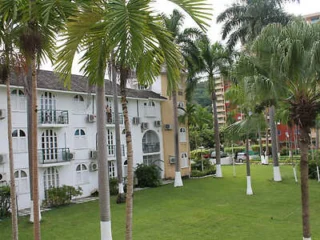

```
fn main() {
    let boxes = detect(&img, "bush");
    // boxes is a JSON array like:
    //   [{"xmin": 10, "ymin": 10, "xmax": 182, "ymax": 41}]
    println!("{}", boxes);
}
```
[
  {"xmin": 43, "ymin": 185, "xmax": 82, "ymax": 208},
  {"xmin": 308, "ymin": 160, "xmax": 319, "ymax": 179},
  {"xmin": 191, "ymin": 165, "xmax": 216, "ymax": 177},
  {"xmin": 280, "ymin": 147, "xmax": 289, "ymax": 156},
  {"xmin": 109, "ymin": 178, "xmax": 119, "ymax": 196},
  {"xmin": 191, "ymin": 158, "xmax": 211, "ymax": 171},
  {"xmin": 0, "ymin": 186, "xmax": 10, "ymax": 219},
  {"xmin": 135, "ymin": 164, "xmax": 161, "ymax": 188}
]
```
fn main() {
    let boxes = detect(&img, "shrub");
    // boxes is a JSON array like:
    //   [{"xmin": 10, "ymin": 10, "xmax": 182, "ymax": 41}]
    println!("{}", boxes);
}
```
[
  {"xmin": 109, "ymin": 178, "xmax": 119, "ymax": 196},
  {"xmin": 308, "ymin": 160, "xmax": 319, "ymax": 179},
  {"xmin": 280, "ymin": 147, "xmax": 289, "ymax": 156},
  {"xmin": 191, "ymin": 158, "xmax": 211, "ymax": 171},
  {"xmin": 191, "ymin": 165, "xmax": 216, "ymax": 177},
  {"xmin": 135, "ymin": 164, "xmax": 161, "ymax": 188},
  {"xmin": 0, "ymin": 186, "xmax": 10, "ymax": 219},
  {"xmin": 43, "ymin": 185, "xmax": 82, "ymax": 208}
]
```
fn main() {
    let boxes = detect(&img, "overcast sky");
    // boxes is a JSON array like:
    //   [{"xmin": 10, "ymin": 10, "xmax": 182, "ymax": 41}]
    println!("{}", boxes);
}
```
[{"xmin": 42, "ymin": 0, "xmax": 320, "ymax": 74}]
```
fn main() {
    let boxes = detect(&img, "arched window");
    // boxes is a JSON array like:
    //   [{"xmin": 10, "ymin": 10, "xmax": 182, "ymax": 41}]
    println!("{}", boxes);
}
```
[
  {"xmin": 40, "ymin": 92, "xmax": 56, "ymax": 123},
  {"xmin": 12, "ymin": 129, "xmax": 27, "ymax": 152},
  {"xmin": 14, "ymin": 170, "xmax": 28, "ymax": 194},
  {"xmin": 41, "ymin": 130, "xmax": 58, "ymax": 161},
  {"xmin": 74, "ymin": 95, "xmax": 84, "ymax": 102},
  {"xmin": 181, "ymin": 153, "xmax": 188, "ymax": 168},
  {"xmin": 179, "ymin": 127, "xmax": 187, "ymax": 142},
  {"xmin": 76, "ymin": 164, "xmax": 88, "ymax": 185},
  {"xmin": 74, "ymin": 128, "xmax": 87, "ymax": 149},
  {"xmin": 11, "ymin": 89, "xmax": 26, "ymax": 111},
  {"xmin": 144, "ymin": 101, "xmax": 156, "ymax": 117},
  {"xmin": 43, "ymin": 167, "xmax": 59, "ymax": 193},
  {"xmin": 142, "ymin": 130, "xmax": 160, "ymax": 153}
]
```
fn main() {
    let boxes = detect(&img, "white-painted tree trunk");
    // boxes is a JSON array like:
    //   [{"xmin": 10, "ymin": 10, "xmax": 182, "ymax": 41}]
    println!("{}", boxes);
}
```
[
  {"xmin": 215, "ymin": 164, "xmax": 223, "ymax": 177},
  {"xmin": 101, "ymin": 221, "xmax": 112, "ymax": 240},
  {"xmin": 118, "ymin": 183, "xmax": 124, "ymax": 194},
  {"xmin": 265, "ymin": 156, "xmax": 269, "ymax": 165},
  {"xmin": 273, "ymin": 166, "xmax": 282, "ymax": 182},
  {"xmin": 293, "ymin": 166, "xmax": 298, "ymax": 183},
  {"xmin": 246, "ymin": 176, "xmax": 253, "ymax": 195},
  {"xmin": 174, "ymin": 172, "xmax": 183, "ymax": 187},
  {"xmin": 232, "ymin": 159, "xmax": 236, "ymax": 177},
  {"xmin": 303, "ymin": 237, "xmax": 311, "ymax": 240},
  {"xmin": 260, "ymin": 155, "xmax": 265, "ymax": 164},
  {"xmin": 316, "ymin": 166, "xmax": 320, "ymax": 182},
  {"xmin": 29, "ymin": 200, "xmax": 42, "ymax": 222}
]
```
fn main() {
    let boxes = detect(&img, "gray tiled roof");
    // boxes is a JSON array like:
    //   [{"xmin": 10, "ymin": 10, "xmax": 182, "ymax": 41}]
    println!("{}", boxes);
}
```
[{"xmin": 7, "ymin": 69, "xmax": 166, "ymax": 100}]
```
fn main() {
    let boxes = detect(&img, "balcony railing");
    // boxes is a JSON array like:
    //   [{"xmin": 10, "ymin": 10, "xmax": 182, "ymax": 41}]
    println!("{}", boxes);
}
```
[
  {"xmin": 106, "ymin": 112, "xmax": 124, "ymax": 125},
  {"xmin": 107, "ymin": 145, "xmax": 126, "ymax": 157},
  {"xmin": 38, "ymin": 148, "xmax": 72, "ymax": 164},
  {"xmin": 38, "ymin": 109, "xmax": 69, "ymax": 125},
  {"xmin": 143, "ymin": 142, "xmax": 160, "ymax": 154}
]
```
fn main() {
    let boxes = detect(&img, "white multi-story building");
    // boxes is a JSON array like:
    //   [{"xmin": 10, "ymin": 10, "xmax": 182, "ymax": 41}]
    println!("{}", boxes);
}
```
[{"xmin": 0, "ymin": 70, "xmax": 167, "ymax": 209}]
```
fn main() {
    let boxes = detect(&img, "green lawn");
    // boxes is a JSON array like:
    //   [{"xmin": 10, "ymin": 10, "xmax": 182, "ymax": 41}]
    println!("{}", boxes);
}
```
[{"xmin": 1, "ymin": 165, "xmax": 320, "ymax": 240}]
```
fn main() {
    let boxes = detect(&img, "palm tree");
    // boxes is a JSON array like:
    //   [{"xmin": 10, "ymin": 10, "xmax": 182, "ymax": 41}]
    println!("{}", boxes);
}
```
[
  {"xmin": 110, "ymin": 54, "xmax": 126, "ymax": 204},
  {"xmin": 250, "ymin": 20, "xmax": 320, "ymax": 240},
  {"xmin": 216, "ymin": 0, "xmax": 298, "ymax": 50},
  {"xmin": 56, "ymin": 1, "xmax": 211, "ymax": 239},
  {"xmin": 0, "ymin": 19, "xmax": 19, "ymax": 239},
  {"xmin": 162, "ymin": 9, "xmax": 204, "ymax": 187},
  {"xmin": 189, "ymin": 39, "xmax": 232, "ymax": 177}
]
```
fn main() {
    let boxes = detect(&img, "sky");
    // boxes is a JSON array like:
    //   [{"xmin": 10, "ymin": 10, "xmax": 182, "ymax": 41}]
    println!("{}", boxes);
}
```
[{"xmin": 41, "ymin": 0, "xmax": 320, "ymax": 74}]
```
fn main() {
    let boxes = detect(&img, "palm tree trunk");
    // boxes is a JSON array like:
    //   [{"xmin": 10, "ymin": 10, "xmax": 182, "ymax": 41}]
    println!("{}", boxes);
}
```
[
  {"xmin": 96, "ymin": 82, "xmax": 112, "ymax": 240},
  {"xmin": 299, "ymin": 126, "xmax": 311, "ymax": 240},
  {"xmin": 120, "ymin": 68, "xmax": 134, "ymax": 240},
  {"xmin": 269, "ymin": 105, "xmax": 281, "ymax": 181},
  {"xmin": 316, "ymin": 125, "xmax": 320, "ymax": 182},
  {"xmin": 265, "ymin": 109, "xmax": 269, "ymax": 165},
  {"xmin": 172, "ymin": 90, "xmax": 183, "ymax": 187},
  {"xmin": 6, "ymin": 77, "xmax": 19, "ymax": 240},
  {"xmin": 211, "ymin": 91, "xmax": 222, "ymax": 177},
  {"xmin": 31, "ymin": 58, "xmax": 41, "ymax": 240},
  {"xmin": 111, "ymin": 57, "xmax": 125, "ymax": 204},
  {"xmin": 245, "ymin": 136, "xmax": 253, "ymax": 195},
  {"xmin": 258, "ymin": 127, "xmax": 264, "ymax": 163}
]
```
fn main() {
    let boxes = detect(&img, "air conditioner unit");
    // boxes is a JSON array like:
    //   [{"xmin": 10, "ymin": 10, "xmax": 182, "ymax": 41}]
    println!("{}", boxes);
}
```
[
  {"xmin": 154, "ymin": 120, "xmax": 161, "ymax": 127},
  {"xmin": 141, "ymin": 122, "xmax": 149, "ymax": 130},
  {"xmin": 89, "ymin": 162, "xmax": 98, "ymax": 172},
  {"xmin": 90, "ymin": 150, "xmax": 98, "ymax": 159},
  {"xmin": 63, "ymin": 152, "xmax": 74, "ymax": 161},
  {"xmin": 87, "ymin": 114, "xmax": 96, "ymax": 123},
  {"xmin": 132, "ymin": 117, "xmax": 140, "ymax": 125},
  {"xmin": 169, "ymin": 156, "xmax": 176, "ymax": 164},
  {"xmin": 0, "ymin": 173, "xmax": 7, "ymax": 182},
  {"xmin": 164, "ymin": 124, "xmax": 172, "ymax": 130},
  {"xmin": 0, "ymin": 109, "xmax": 6, "ymax": 120}
]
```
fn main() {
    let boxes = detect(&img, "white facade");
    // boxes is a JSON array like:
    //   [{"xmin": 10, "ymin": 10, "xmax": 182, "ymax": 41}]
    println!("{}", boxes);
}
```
[{"xmin": 0, "ymin": 76, "xmax": 165, "ymax": 209}]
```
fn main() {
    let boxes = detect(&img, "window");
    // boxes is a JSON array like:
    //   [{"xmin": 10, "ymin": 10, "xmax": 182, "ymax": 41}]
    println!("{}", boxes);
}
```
[
  {"xmin": 74, "ymin": 95, "xmax": 84, "ymax": 102},
  {"xmin": 181, "ymin": 153, "xmax": 188, "ymax": 168},
  {"xmin": 44, "ymin": 167, "xmax": 59, "ymax": 195},
  {"xmin": 41, "ymin": 130, "xmax": 58, "ymax": 161},
  {"xmin": 142, "ymin": 130, "xmax": 160, "ymax": 153},
  {"xmin": 277, "ymin": 130, "xmax": 281, "ymax": 135},
  {"xmin": 107, "ymin": 129, "xmax": 115, "ymax": 156},
  {"xmin": 144, "ymin": 101, "xmax": 156, "ymax": 117},
  {"xmin": 40, "ymin": 92, "xmax": 56, "ymax": 123},
  {"xmin": 108, "ymin": 161, "xmax": 115, "ymax": 178},
  {"xmin": 179, "ymin": 128, "xmax": 187, "ymax": 142},
  {"xmin": 177, "ymin": 102, "xmax": 185, "ymax": 109},
  {"xmin": 14, "ymin": 170, "xmax": 28, "ymax": 194},
  {"xmin": 76, "ymin": 164, "xmax": 88, "ymax": 185},
  {"xmin": 11, "ymin": 89, "xmax": 26, "ymax": 111},
  {"xmin": 12, "ymin": 129, "xmax": 27, "ymax": 152},
  {"xmin": 143, "ymin": 154, "xmax": 161, "ymax": 168},
  {"xmin": 74, "ymin": 128, "xmax": 87, "ymax": 149}
]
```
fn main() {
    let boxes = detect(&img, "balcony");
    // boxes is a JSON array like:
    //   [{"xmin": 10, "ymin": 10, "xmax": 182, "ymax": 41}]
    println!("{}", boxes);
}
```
[
  {"xmin": 38, "ymin": 110, "xmax": 69, "ymax": 127},
  {"xmin": 143, "ymin": 142, "xmax": 160, "ymax": 154},
  {"xmin": 106, "ymin": 112, "xmax": 124, "ymax": 125},
  {"xmin": 107, "ymin": 145, "xmax": 126, "ymax": 158},
  {"xmin": 38, "ymin": 148, "xmax": 72, "ymax": 167}
]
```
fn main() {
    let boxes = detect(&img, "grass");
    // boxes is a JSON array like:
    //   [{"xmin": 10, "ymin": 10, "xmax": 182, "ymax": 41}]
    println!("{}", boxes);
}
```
[{"xmin": 1, "ymin": 165, "xmax": 320, "ymax": 239}]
